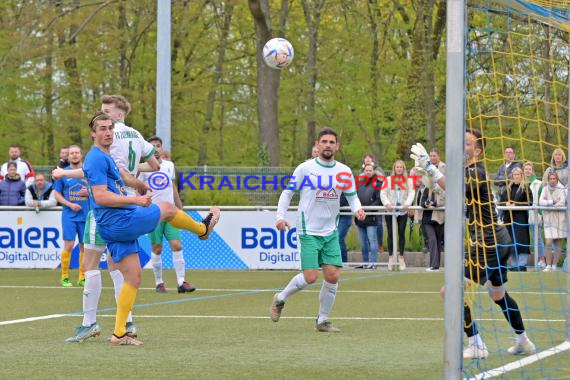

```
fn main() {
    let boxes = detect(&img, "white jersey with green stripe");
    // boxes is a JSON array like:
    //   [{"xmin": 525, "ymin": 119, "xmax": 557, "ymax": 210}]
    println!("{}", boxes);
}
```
[
  {"xmin": 109, "ymin": 121, "xmax": 155, "ymax": 195},
  {"xmin": 276, "ymin": 157, "xmax": 362, "ymax": 236}
]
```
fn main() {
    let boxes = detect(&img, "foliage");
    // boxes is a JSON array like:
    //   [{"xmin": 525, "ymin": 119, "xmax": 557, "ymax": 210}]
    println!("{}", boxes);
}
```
[
  {"xmin": 0, "ymin": 1, "xmax": 565, "ymax": 175},
  {"xmin": 182, "ymin": 188, "xmax": 251, "ymax": 206},
  {"xmin": 0, "ymin": 0, "xmax": 450, "ymax": 171}
]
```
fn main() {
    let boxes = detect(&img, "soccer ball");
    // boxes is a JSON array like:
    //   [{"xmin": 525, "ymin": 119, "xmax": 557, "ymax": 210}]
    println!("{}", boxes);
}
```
[{"xmin": 262, "ymin": 38, "xmax": 294, "ymax": 69}]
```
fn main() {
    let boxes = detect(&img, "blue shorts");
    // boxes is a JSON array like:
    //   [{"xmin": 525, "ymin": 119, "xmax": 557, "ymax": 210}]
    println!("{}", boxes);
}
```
[
  {"xmin": 106, "ymin": 240, "xmax": 142, "ymax": 263},
  {"xmin": 98, "ymin": 205, "xmax": 161, "ymax": 242},
  {"xmin": 62, "ymin": 219, "xmax": 85, "ymax": 243},
  {"xmin": 99, "ymin": 205, "xmax": 160, "ymax": 263}
]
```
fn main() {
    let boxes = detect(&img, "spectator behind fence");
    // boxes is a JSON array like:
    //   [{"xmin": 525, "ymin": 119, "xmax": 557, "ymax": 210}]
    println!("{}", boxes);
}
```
[
  {"xmin": 421, "ymin": 182, "xmax": 445, "ymax": 272},
  {"xmin": 57, "ymin": 146, "xmax": 70, "ymax": 169},
  {"xmin": 361, "ymin": 153, "xmax": 385, "ymax": 253},
  {"xmin": 0, "ymin": 145, "xmax": 35, "ymax": 187},
  {"xmin": 355, "ymin": 163, "xmax": 381, "ymax": 269},
  {"xmin": 429, "ymin": 148, "xmax": 446, "ymax": 250},
  {"xmin": 410, "ymin": 168, "xmax": 428, "ymax": 253},
  {"xmin": 381, "ymin": 159, "xmax": 415, "ymax": 271},
  {"xmin": 539, "ymin": 171, "xmax": 567, "ymax": 272},
  {"xmin": 25, "ymin": 173, "xmax": 57, "ymax": 210},
  {"xmin": 429, "ymin": 148, "xmax": 447, "ymax": 175},
  {"xmin": 0, "ymin": 162, "xmax": 26, "ymax": 206},
  {"xmin": 494, "ymin": 146, "xmax": 523, "ymax": 205},
  {"xmin": 499, "ymin": 167, "xmax": 531, "ymax": 271},
  {"xmin": 542, "ymin": 148, "xmax": 568, "ymax": 187},
  {"xmin": 523, "ymin": 162, "xmax": 546, "ymax": 268}
]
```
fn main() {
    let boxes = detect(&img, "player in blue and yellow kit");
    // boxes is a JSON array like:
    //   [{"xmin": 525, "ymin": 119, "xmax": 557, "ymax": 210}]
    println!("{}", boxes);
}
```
[
  {"xmin": 83, "ymin": 112, "xmax": 220, "ymax": 345},
  {"xmin": 53, "ymin": 145, "xmax": 90, "ymax": 287}
]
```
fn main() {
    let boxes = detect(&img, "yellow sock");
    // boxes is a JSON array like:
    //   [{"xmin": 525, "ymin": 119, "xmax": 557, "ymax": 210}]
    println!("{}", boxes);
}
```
[
  {"xmin": 169, "ymin": 210, "xmax": 206, "ymax": 236},
  {"xmin": 114, "ymin": 282, "xmax": 138, "ymax": 337},
  {"xmin": 61, "ymin": 251, "xmax": 71, "ymax": 278},
  {"xmin": 79, "ymin": 250, "xmax": 85, "ymax": 280}
]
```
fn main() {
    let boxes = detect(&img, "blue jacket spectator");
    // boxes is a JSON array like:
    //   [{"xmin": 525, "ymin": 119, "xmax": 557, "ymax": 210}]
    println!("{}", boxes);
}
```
[{"xmin": 0, "ymin": 162, "xmax": 26, "ymax": 206}]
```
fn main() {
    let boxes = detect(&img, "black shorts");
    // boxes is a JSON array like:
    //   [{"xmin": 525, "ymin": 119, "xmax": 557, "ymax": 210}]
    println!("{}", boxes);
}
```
[{"xmin": 465, "ymin": 226, "xmax": 512, "ymax": 287}]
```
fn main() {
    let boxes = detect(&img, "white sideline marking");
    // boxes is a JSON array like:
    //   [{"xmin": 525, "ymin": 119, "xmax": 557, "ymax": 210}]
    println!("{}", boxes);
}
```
[
  {"xmin": 0, "ymin": 285, "xmax": 565, "ymax": 296},
  {"xmin": 1, "ymin": 313, "xmax": 565, "ymax": 326},
  {"xmin": 469, "ymin": 340, "xmax": 570, "ymax": 380},
  {"xmin": 0, "ymin": 314, "xmax": 66, "ymax": 326},
  {"xmin": 83, "ymin": 315, "xmax": 566, "ymax": 323}
]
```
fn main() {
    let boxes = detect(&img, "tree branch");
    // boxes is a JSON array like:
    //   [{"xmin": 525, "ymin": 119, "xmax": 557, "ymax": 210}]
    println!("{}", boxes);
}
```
[{"xmin": 68, "ymin": 0, "xmax": 118, "ymax": 42}]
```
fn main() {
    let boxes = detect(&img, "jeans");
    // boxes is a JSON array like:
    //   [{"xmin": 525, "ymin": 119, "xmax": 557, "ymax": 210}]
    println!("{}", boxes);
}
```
[
  {"xmin": 376, "ymin": 216, "xmax": 384, "ymax": 248},
  {"xmin": 357, "ymin": 224, "xmax": 379, "ymax": 264},
  {"xmin": 338, "ymin": 215, "xmax": 353, "ymax": 263}
]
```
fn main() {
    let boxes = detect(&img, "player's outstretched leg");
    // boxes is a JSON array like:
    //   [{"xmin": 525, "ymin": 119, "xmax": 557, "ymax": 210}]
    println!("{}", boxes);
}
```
[
  {"xmin": 270, "ymin": 272, "xmax": 313, "ymax": 322},
  {"xmin": 270, "ymin": 273, "xmax": 310, "ymax": 322},
  {"xmin": 160, "ymin": 203, "xmax": 220, "ymax": 240}
]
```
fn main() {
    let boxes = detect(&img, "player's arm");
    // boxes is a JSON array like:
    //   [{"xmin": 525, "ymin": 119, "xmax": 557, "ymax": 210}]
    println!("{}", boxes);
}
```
[
  {"xmin": 276, "ymin": 167, "xmax": 303, "ymax": 230},
  {"xmin": 342, "ymin": 170, "xmax": 366, "ymax": 220},
  {"xmin": 138, "ymin": 155, "xmax": 160, "ymax": 173},
  {"xmin": 91, "ymin": 184, "xmax": 151, "ymax": 207},
  {"xmin": 120, "ymin": 168, "xmax": 151, "ymax": 194},
  {"xmin": 52, "ymin": 168, "xmax": 84, "ymax": 180},
  {"xmin": 53, "ymin": 190, "xmax": 81, "ymax": 211},
  {"xmin": 138, "ymin": 135, "xmax": 160, "ymax": 172},
  {"xmin": 173, "ymin": 182, "xmax": 183, "ymax": 209}
]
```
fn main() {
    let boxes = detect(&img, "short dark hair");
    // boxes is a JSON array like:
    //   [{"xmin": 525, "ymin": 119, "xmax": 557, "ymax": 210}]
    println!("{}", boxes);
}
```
[
  {"xmin": 10, "ymin": 145, "xmax": 20, "ymax": 149},
  {"xmin": 7, "ymin": 161, "xmax": 17, "ymax": 169},
  {"xmin": 429, "ymin": 148, "xmax": 440, "ymax": 155},
  {"xmin": 317, "ymin": 127, "xmax": 338, "ymax": 143},
  {"xmin": 148, "ymin": 136, "xmax": 163, "ymax": 145},
  {"xmin": 88, "ymin": 111, "xmax": 112, "ymax": 131},
  {"xmin": 467, "ymin": 129, "xmax": 485, "ymax": 151}
]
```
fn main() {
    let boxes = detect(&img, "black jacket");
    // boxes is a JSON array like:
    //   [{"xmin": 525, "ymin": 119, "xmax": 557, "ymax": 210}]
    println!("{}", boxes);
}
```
[{"xmin": 355, "ymin": 177, "xmax": 381, "ymax": 226}]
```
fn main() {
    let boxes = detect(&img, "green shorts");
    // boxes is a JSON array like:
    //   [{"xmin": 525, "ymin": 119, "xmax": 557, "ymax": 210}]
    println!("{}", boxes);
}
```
[
  {"xmin": 148, "ymin": 221, "xmax": 181, "ymax": 244},
  {"xmin": 83, "ymin": 210, "xmax": 105, "ymax": 247},
  {"xmin": 299, "ymin": 230, "xmax": 342, "ymax": 270}
]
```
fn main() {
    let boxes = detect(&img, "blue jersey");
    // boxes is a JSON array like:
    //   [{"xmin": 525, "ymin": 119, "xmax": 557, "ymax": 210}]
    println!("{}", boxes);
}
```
[
  {"xmin": 54, "ymin": 166, "xmax": 89, "ymax": 222},
  {"xmin": 83, "ymin": 146, "xmax": 135, "ymax": 227}
]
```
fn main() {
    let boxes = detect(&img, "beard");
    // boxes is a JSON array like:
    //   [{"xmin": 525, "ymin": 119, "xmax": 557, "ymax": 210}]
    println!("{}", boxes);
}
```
[{"xmin": 321, "ymin": 150, "xmax": 334, "ymax": 160}]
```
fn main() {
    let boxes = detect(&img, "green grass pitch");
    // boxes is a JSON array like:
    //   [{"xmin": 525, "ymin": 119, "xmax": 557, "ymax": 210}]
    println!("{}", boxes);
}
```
[{"xmin": 0, "ymin": 269, "xmax": 568, "ymax": 379}]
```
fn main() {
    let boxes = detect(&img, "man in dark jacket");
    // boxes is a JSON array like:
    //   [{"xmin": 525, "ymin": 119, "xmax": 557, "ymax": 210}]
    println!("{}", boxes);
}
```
[
  {"xmin": 355, "ymin": 164, "xmax": 381, "ymax": 269},
  {"xmin": 0, "ymin": 162, "xmax": 26, "ymax": 206},
  {"xmin": 57, "ymin": 146, "xmax": 70, "ymax": 169}
]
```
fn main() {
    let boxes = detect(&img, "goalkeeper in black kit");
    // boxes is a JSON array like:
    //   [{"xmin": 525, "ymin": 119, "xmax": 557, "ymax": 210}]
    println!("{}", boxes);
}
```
[{"xmin": 410, "ymin": 129, "xmax": 536, "ymax": 360}]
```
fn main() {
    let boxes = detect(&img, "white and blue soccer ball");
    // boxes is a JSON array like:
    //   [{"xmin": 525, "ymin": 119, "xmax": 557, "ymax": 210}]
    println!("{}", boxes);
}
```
[{"xmin": 262, "ymin": 38, "xmax": 294, "ymax": 69}]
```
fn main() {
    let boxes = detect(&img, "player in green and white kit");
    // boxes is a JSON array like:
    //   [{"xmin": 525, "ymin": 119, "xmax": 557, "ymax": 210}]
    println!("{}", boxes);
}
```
[
  {"xmin": 271, "ymin": 127, "xmax": 365, "ymax": 332},
  {"xmin": 138, "ymin": 136, "xmax": 195, "ymax": 294}
]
